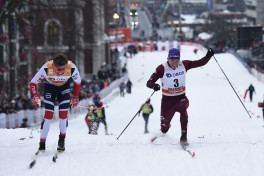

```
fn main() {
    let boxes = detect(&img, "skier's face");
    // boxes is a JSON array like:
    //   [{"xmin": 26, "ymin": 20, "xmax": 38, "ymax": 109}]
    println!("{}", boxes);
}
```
[
  {"xmin": 167, "ymin": 58, "xmax": 180, "ymax": 69},
  {"xmin": 53, "ymin": 64, "xmax": 67, "ymax": 76}
]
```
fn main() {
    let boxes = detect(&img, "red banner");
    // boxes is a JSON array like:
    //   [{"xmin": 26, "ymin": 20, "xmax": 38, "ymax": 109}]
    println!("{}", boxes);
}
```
[{"xmin": 109, "ymin": 27, "xmax": 132, "ymax": 44}]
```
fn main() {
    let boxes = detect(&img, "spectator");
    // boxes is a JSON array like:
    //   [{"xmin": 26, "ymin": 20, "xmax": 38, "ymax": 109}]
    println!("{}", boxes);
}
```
[
  {"xmin": 138, "ymin": 99, "xmax": 153, "ymax": 133},
  {"xmin": 122, "ymin": 64, "xmax": 127, "ymax": 74},
  {"xmin": 248, "ymin": 84, "xmax": 256, "ymax": 102},
  {"xmin": 126, "ymin": 79, "xmax": 133, "ymax": 94},
  {"xmin": 20, "ymin": 118, "xmax": 29, "ymax": 128},
  {"xmin": 119, "ymin": 82, "xmax": 126, "ymax": 97},
  {"xmin": 93, "ymin": 93, "xmax": 101, "ymax": 105}
]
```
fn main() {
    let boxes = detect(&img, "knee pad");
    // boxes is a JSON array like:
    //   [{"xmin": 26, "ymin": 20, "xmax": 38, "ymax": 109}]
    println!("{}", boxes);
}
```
[
  {"xmin": 44, "ymin": 110, "xmax": 54, "ymax": 120},
  {"xmin": 161, "ymin": 128, "xmax": 169, "ymax": 134},
  {"xmin": 59, "ymin": 110, "xmax": 68, "ymax": 119}
]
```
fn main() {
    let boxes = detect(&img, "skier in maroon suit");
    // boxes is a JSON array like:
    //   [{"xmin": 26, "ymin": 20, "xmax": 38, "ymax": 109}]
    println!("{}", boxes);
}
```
[{"xmin": 146, "ymin": 48, "xmax": 214, "ymax": 146}]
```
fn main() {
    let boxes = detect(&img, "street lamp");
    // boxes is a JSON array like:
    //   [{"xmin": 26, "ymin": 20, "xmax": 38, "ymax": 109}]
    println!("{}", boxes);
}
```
[{"xmin": 113, "ymin": 13, "xmax": 119, "ymax": 48}]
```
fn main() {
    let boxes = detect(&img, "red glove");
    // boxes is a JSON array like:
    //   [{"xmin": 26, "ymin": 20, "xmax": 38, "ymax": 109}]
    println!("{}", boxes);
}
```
[
  {"xmin": 33, "ymin": 95, "xmax": 40, "ymax": 108},
  {"xmin": 71, "ymin": 96, "xmax": 79, "ymax": 109}
]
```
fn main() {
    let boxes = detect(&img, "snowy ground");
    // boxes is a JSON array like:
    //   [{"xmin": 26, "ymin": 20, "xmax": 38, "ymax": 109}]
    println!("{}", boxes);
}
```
[{"xmin": 1, "ymin": 45, "xmax": 264, "ymax": 176}]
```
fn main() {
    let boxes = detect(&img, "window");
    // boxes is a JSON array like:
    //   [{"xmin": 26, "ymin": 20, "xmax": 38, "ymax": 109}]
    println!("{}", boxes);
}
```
[
  {"xmin": 44, "ymin": 19, "xmax": 62, "ymax": 47},
  {"xmin": 48, "ymin": 21, "xmax": 59, "ymax": 45}
]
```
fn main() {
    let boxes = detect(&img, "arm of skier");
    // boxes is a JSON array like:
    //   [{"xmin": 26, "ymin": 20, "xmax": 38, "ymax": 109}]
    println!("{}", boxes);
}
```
[
  {"xmin": 30, "ymin": 63, "xmax": 47, "ymax": 107},
  {"xmin": 146, "ymin": 64, "xmax": 164, "ymax": 90},
  {"xmin": 183, "ymin": 48, "xmax": 214, "ymax": 71}
]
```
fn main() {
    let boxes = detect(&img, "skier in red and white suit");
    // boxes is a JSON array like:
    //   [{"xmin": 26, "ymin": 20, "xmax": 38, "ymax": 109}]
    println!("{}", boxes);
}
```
[
  {"xmin": 30, "ymin": 53, "xmax": 81, "ymax": 152},
  {"xmin": 146, "ymin": 48, "xmax": 214, "ymax": 145}
]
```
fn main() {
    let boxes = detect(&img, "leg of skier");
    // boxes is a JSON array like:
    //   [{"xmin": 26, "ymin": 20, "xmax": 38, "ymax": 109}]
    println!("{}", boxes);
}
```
[
  {"xmin": 38, "ymin": 83, "xmax": 56, "ymax": 151},
  {"xmin": 57, "ymin": 83, "xmax": 70, "ymax": 152},
  {"xmin": 178, "ymin": 98, "xmax": 189, "ymax": 146}
]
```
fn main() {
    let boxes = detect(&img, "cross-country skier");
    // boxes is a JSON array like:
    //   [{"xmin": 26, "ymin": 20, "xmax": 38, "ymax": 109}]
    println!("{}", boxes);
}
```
[
  {"xmin": 94, "ymin": 101, "xmax": 108, "ymax": 135},
  {"xmin": 30, "ymin": 53, "xmax": 81, "ymax": 152},
  {"xmin": 86, "ymin": 107, "xmax": 97, "ymax": 134},
  {"xmin": 138, "ymin": 99, "xmax": 153, "ymax": 133},
  {"xmin": 87, "ymin": 101, "xmax": 108, "ymax": 135},
  {"xmin": 146, "ymin": 48, "xmax": 214, "ymax": 146}
]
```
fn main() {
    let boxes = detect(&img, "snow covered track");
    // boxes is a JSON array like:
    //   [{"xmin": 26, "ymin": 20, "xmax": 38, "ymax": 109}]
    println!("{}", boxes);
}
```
[{"xmin": 1, "ymin": 45, "xmax": 264, "ymax": 176}]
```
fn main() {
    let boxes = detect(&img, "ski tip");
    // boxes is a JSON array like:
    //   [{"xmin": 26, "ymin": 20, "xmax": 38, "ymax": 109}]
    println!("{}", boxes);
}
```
[
  {"xmin": 151, "ymin": 137, "xmax": 157, "ymax": 143},
  {"xmin": 29, "ymin": 160, "xmax": 36, "ymax": 169},
  {"xmin": 192, "ymin": 152, "xmax": 195, "ymax": 157}
]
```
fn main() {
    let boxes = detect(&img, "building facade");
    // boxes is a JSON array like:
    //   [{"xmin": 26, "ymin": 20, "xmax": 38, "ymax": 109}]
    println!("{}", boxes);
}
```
[
  {"xmin": 0, "ymin": 0, "xmax": 110, "ymax": 98},
  {"xmin": 245, "ymin": 0, "xmax": 264, "ymax": 26}
]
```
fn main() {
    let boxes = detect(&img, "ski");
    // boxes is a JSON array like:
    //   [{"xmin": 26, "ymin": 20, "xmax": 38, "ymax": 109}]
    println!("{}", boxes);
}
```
[
  {"xmin": 29, "ymin": 150, "xmax": 42, "ymax": 169},
  {"xmin": 151, "ymin": 135, "xmax": 195, "ymax": 157},
  {"xmin": 180, "ymin": 143, "xmax": 195, "ymax": 158}
]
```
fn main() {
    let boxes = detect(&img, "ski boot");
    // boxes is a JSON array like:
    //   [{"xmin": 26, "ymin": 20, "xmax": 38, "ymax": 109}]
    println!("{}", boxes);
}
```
[
  {"xmin": 38, "ymin": 141, "xmax": 46, "ymax": 152},
  {"xmin": 180, "ymin": 136, "xmax": 189, "ymax": 146},
  {"xmin": 57, "ymin": 135, "xmax": 65, "ymax": 152}
]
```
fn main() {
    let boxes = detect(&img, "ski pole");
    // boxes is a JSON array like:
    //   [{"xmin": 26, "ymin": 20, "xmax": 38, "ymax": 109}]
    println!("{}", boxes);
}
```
[
  {"xmin": 213, "ymin": 55, "xmax": 251, "ymax": 118},
  {"xmin": 117, "ymin": 90, "xmax": 156, "ymax": 140}
]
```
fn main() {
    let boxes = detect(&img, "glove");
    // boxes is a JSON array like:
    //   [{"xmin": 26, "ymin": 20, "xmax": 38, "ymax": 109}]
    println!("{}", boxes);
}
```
[
  {"xmin": 33, "ymin": 95, "xmax": 40, "ymax": 108},
  {"xmin": 153, "ymin": 83, "xmax": 160, "ymax": 91},
  {"xmin": 71, "ymin": 96, "xmax": 79, "ymax": 109},
  {"xmin": 205, "ymin": 48, "xmax": 214, "ymax": 59}
]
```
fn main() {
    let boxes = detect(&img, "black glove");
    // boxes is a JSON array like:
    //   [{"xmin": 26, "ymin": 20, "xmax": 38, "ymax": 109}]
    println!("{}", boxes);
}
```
[
  {"xmin": 206, "ymin": 48, "xmax": 214, "ymax": 59},
  {"xmin": 153, "ymin": 84, "xmax": 160, "ymax": 91}
]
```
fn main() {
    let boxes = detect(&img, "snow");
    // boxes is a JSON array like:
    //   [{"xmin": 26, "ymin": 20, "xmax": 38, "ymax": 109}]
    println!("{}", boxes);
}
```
[{"xmin": 1, "ymin": 45, "xmax": 264, "ymax": 176}]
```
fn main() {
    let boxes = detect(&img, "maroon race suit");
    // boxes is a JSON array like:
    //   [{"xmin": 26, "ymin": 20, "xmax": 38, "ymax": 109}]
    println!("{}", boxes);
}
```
[{"xmin": 146, "ymin": 56, "xmax": 210, "ymax": 136}]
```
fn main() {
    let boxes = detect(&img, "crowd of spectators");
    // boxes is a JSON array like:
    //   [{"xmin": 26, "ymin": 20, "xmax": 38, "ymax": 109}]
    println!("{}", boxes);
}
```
[{"xmin": 0, "ymin": 95, "xmax": 35, "ymax": 114}]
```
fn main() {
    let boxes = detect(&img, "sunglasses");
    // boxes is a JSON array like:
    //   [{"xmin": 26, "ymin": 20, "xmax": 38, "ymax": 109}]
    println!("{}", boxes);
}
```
[
  {"xmin": 169, "ymin": 53, "xmax": 180, "ymax": 57},
  {"xmin": 54, "ymin": 66, "xmax": 67, "ymax": 72}
]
